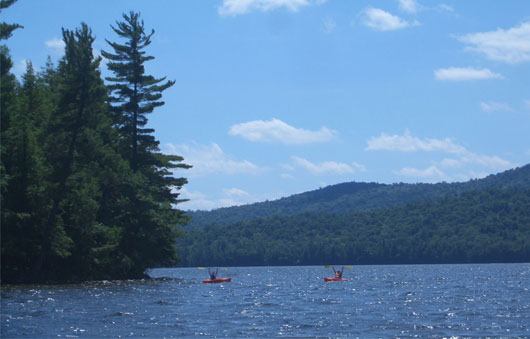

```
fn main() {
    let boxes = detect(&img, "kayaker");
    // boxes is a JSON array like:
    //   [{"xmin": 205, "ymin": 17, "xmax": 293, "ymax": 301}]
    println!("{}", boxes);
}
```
[
  {"xmin": 208, "ymin": 268, "xmax": 218, "ymax": 280},
  {"xmin": 333, "ymin": 266, "xmax": 344, "ymax": 278}
]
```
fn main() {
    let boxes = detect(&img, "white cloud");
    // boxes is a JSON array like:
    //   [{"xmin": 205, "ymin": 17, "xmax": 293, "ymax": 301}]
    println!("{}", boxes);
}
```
[
  {"xmin": 229, "ymin": 118, "xmax": 337, "ymax": 144},
  {"xmin": 178, "ymin": 187, "xmax": 223, "ymax": 210},
  {"xmin": 280, "ymin": 163, "xmax": 295, "ymax": 171},
  {"xmin": 366, "ymin": 130, "xmax": 515, "ymax": 171},
  {"xmin": 395, "ymin": 166, "xmax": 449, "ymax": 182},
  {"xmin": 178, "ymin": 188, "xmax": 240, "ymax": 210},
  {"xmin": 458, "ymin": 153, "xmax": 513, "ymax": 170},
  {"xmin": 524, "ymin": 100, "xmax": 530, "ymax": 110},
  {"xmin": 480, "ymin": 101, "xmax": 514, "ymax": 113},
  {"xmin": 179, "ymin": 187, "xmax": 276, "ymax": 211},
  {"xmin": 439, "ymin": 154, "xmax": 513, "ymax": 171},
  {"xmin": 457, "ymin": 22, "xmax": 530, "ymax": 64},
  {"xmin": 352, "ymin": 161, "xmax": 367, "ymax": 172},
  {"xmin": 45, "ymin": 37, "xmax": 65, "ymax": 56},
  {"xmin": 223, "ymin": 187, "xmax": 250, "ymax": 197},
  {"xmin": 440, "ymin": 158, "xmax": 462, "ymax": 168},
  {"xmin": 290, "ymin": 156, "xmax": 356, "ymax": 175},
  {"xmin": 434, "ymin": 67, "xmax": 502, "ymax": 81},
  {"xmin": 179, "ymin": 187, "xmax": 207, "ymax": 201},
  {"xmin": 165, "ymin": 142, "xmax": 264, "ymax": 177},
  {"xmin": 362, "ymin": 7, "xmax": 418, "ymax": 31},
  {"xmin": 323, "ymin": 16, "xmax": 336, "ymax": 34},
  {"xmin": 218, "ymin": 0, "xmax": 325, "ymax": 16},
  {"xmin": 366, "ymin": 130, "xmax": 467, "ymax": 154},
  {"xmin": 12, "ymin": 59, "xmax": 28, "ymax": 77},
  {"xmin": 398, "ymin": 1, "xmax": 453, "ymax": 14},
  {"xmin": 438, "ymin": 4, "xmax": 454, "ymax": 12},
  {"xmin": 396, "ymin": 165, "xmax": 509, "ymax": 183},
  {"xmin": 398, "ymin": 0, "xmax": 420, "ymax": 14}
]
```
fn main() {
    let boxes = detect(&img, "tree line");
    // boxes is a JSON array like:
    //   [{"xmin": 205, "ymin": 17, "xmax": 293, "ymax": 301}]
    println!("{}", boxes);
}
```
[
  {"xmin": 1, "ymin": 2, "xmax": 189, "ymax": 284},
  {"xmin": 177, "ymin": 188, "xmax": 530, "ymax": 267}
]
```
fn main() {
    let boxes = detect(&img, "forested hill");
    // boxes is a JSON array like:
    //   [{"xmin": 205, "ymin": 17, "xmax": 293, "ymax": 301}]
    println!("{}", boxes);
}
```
[
  {"xmin": 177, "ymin": 188, "xmax": 530, "ymax": 267},
  {"xmin": 187, "ymin": 164, "xmax": 530, "ymax": 229}
]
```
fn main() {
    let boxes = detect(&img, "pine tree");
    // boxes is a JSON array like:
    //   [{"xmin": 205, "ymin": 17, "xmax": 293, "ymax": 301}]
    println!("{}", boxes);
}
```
[
  {"xmin": 0, "ymin": 0, "xmax": 23, "ymax": 41},
  {"xmin": 0, "ymin": 0, "xmax": 31, "ymax": 283},
  {"xmin": 1, "ymin": 62, "xmax": 53, "ymax": 283},
  {"xmin": 29, "ymin": 23, "xmax": 117, "ymax": 282},
  {"xmin": 101, "ymin": 11, "xmax": 173, "ymax": 171},
  {"xmin": 0, "ymin": 0, "xmax": 20, "ymax": 189},
  {"xmin": 0, "ymin": 45, "xmax": 16, "ymax": 197},
  {"xmin": 102, "ymin": 11, "xmax": 190, "ymax": 275}
]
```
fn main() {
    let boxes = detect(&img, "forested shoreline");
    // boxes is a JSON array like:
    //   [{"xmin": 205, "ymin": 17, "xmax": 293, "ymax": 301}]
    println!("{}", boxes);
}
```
[
  {"xmin": 177, "ymin": 187, "xmax": 530, "ymax": 267},
  {"xmin": 1, "ymin": 3, "xmax": 189, "ymax": 284},
  {"xmin": 178, "ymin": 165, "xmax": 530, "ymax": 267}
]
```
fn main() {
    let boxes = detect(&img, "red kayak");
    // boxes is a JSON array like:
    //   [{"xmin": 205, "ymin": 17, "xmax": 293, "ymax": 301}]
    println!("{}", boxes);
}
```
[
  {"xmin": 324, "ymin": 277, "xmax": 347, "ymax": 282},
  {"xmin": 202, "ymin": 278, "xmax": 232, "ymax": 284}
]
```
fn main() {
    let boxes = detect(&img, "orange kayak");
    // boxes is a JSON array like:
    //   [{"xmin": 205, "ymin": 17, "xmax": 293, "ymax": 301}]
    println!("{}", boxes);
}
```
[
  {"xmin": 324, "ymin": 277, "xmax": 347, "ymax": 282},
  {"xmin": 202, "ymin": 278, "xmax": 232, "ymax": 284}
]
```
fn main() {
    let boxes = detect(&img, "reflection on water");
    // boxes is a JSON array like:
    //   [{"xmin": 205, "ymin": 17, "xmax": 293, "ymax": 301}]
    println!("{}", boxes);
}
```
[{"xmin": 2, "ymin": 264, "xmax": 530, "ymax": 337}]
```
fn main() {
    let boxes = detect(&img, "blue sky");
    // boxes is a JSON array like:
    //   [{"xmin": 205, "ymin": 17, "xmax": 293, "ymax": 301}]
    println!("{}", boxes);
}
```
[{"xmin": 4, "ymin": 0, "xmax": 530, "ymax": 210}]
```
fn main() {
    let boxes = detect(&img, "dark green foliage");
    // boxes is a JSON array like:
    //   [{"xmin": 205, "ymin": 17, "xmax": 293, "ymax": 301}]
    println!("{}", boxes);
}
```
[
  {"xmin": 0, "ymin": 0, "xmax": 30, "ymax": 280},
  {"xmin": 0, "ymin": 0, "xmax": 20, "ymax": 190},
  {"xmin": 101, "ymin": 11, "xmax": 176, "ymax": 171},
  {"xmin": 177, "ymin": 188, "xmax": 530, "ymax": 267},
  {"xmin": 1, "ymin": 62, "xmax": 52, "ymax": 282},
  {"xmin": 31, "ymin": 23, "xmax": 125, "ymax": 282},
  {"xmin": 1, "ymin": 13, "xmax": 189, "ymax": 284},
  {"xmin": 0, "ymin": 45, "xmax": 16, "ymax": 193},
  {"xmin": 0, "ymin": 0, "xmax": 23, "ymax": 41},
  {"xmin": 187, "ymin": 164, "xmax": 530, "ymax": 229},
  {"xmin": 101, "ymin": 11, "xmax": 190, "ymax": 277}
]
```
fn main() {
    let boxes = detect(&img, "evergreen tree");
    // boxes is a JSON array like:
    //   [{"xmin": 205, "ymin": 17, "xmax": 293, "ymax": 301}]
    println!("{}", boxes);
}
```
[
  {"xmin": 2, "ymin": 9, "xmax": 191, "ymax": 283},
  {"xmin": 0, "ymin": 45, "xmax": 16, "ymax": 195},
  {"xmin": 101, "ymin": 11, "xmax": 173, "ymax": 171},
  {"xmin": 102, "ymin": 11, "xmax": 190, "ymax": 276},
  {"xmin": 0, "ymin": 0, "xmax": 23, "ymax": 41},
  {"xmin": 0, "ymin": 0, "xmax": 29, "ymax": 282},
  {"xmin": 0, "ymin": 0, "xmax": 21, "ymax": 192},
  {"xmin": 1, "ymin": 62, "xmax": 53, "ymax": 283},
  {"xmin": 29, "ymin": 23, "xmax": 118, "ymax": 282}
]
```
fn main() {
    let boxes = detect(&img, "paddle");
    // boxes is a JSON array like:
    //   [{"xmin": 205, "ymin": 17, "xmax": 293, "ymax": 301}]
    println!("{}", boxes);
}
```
[{"xmin": 324, "ymin": 265, "xmax": 352, "ymax": 269}]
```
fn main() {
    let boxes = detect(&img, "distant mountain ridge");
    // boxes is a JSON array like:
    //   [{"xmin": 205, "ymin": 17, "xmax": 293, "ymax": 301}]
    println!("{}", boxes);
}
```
[{"xmin": 187, "ymin": 164, "xmax": 530, "ymax": 229}]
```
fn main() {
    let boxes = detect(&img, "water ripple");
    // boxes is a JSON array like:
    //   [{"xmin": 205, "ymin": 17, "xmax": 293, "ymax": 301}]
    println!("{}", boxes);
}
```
[{"xmin": 2, "ymin": 264, "xmax": 530, "ymax": 337}]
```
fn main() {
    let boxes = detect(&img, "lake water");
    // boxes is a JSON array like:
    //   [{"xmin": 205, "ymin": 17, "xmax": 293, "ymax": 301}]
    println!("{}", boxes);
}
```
[{"xmin": 1, "ymin": 264, "xmax": 529, "ymax": 338}]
